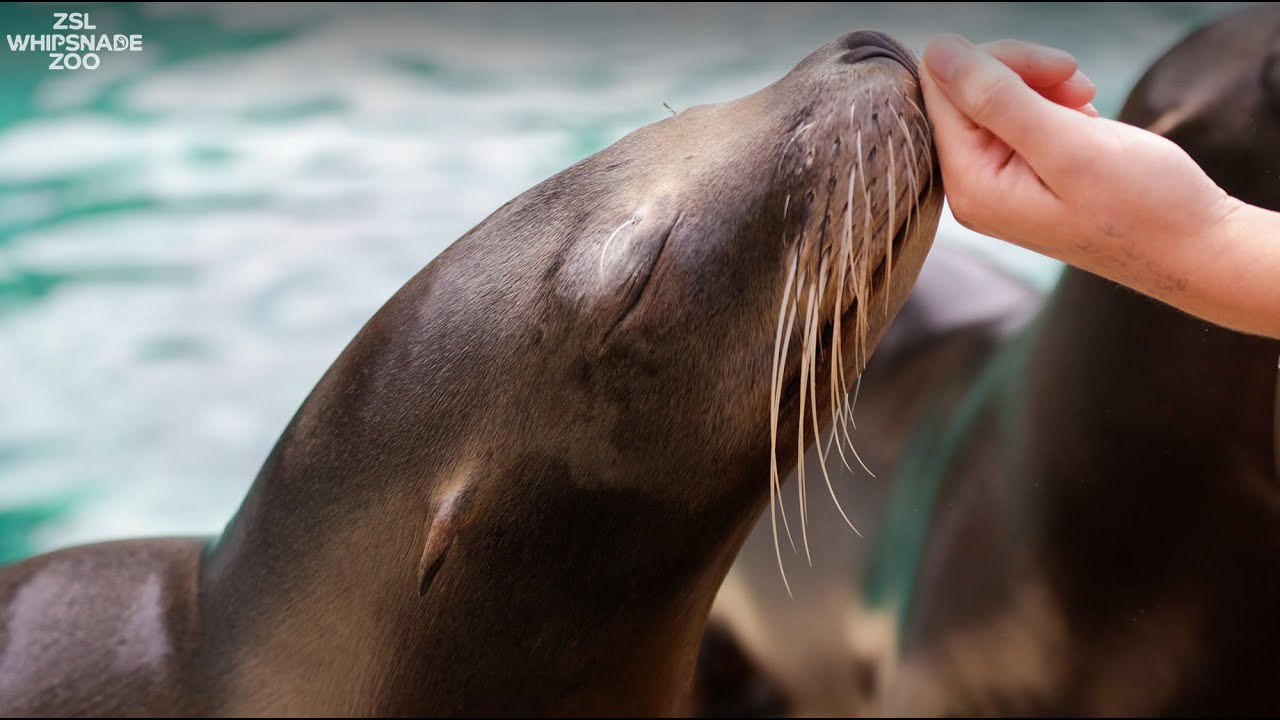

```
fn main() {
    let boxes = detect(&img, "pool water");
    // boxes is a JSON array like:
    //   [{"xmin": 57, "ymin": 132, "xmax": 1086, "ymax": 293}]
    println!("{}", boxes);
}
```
[{"xmin": 0, "ymin": 2, "xmax": 1246, "ymax": 558}]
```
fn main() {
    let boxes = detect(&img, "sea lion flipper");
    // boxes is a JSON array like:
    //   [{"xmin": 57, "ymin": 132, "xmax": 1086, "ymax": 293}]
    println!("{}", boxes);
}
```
[{"xmin": 418, "ymin": 491, "xmax": 465, "ymax": 597}]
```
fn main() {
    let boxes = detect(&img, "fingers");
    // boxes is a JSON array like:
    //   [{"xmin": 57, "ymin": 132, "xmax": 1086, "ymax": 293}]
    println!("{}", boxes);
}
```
[
  {"xmin": 976, "ymin": 39, "xmax": 1096, "ymax": 109},
  {"xmin": 923, "ymin": 33, "xmax": 1093, "ymax": 176},
  {"xmin": 920, "ymin": 62, "xmax": 993, "ymax": 211},
  {"xmin": 1037, "ymin": 70, "xmax": 1096, "ymax": 109},
  {"xmin": 918, "ymin": 58, "xmax": 989, "ymax": 169},
  {"xmin": 978, "ymin": 39, "xmax": 1078, "ymax": 89},
  {"xmin": 921, "ymin": 68, "xmax": 1057, "ymax": 234}
]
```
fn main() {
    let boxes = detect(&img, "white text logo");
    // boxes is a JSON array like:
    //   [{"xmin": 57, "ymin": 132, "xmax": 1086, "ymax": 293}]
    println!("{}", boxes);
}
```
[{"xmin": 6, "ymin": 13, "xmax": 143, "ymax": 71}]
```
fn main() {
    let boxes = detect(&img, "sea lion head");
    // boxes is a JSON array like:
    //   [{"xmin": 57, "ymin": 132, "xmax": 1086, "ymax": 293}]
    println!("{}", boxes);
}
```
[
  {"xmin": 1122, "ymin": 4, "xmax": 1280, "ymax": 208},
  {"xmin": 403, "ymin": 30, "xmax": 942, "ymax": 529},
  {"xmin": 209, "ymin": 29, "xmax": 942, "ymax": 716}
]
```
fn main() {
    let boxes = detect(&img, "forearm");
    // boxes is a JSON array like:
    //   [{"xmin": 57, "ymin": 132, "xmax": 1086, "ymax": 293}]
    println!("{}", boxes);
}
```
[{"xmin": 1106, "ymin": 199, "xmax": 1280, "ymax": 339}]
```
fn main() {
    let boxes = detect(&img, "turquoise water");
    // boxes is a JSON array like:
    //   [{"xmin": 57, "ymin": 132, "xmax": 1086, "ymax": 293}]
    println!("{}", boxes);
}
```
[{"xmin": 0, "ymin": 3, "xmax": 1246, "ymax": 558}]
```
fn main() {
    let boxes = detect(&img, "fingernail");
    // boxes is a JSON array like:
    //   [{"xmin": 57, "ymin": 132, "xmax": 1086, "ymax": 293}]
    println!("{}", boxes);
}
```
[
  {"xmin": 1081, "ymin": 102, "xmax": 1099, "ymax": 117},
  {"xmin": 1066, "ymin": 69, "xmax": 1095, "ymax": 93},
  {"xmin": 925, "ymin": 33, "xmax": 973, "ymax": 83}
]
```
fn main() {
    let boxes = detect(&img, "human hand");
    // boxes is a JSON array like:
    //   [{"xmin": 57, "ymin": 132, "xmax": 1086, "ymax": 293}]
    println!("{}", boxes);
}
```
[{"xmin": 919, "ymin": 34, "xmax": 1256, "ymax": 330}]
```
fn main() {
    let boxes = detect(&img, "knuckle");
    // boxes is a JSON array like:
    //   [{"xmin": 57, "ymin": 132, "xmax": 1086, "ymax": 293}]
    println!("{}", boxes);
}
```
[{"xmin": 967, "ymin": 76, "xmax": 1012, "ymax": 122}]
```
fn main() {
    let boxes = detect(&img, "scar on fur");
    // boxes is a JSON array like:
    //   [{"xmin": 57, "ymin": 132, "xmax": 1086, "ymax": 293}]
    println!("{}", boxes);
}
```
[{"xmin": 418, "ymin": 488, "xmax": 467, "ymax": 597}]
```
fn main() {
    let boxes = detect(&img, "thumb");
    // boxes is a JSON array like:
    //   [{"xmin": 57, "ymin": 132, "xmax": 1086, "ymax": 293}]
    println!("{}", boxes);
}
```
[{"xmin": 924, "ymin": 33, "xmax": 1088, "ymax": 178}]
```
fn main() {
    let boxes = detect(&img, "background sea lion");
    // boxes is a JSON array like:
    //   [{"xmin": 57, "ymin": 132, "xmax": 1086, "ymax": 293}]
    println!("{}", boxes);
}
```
[
  {"xmin": 880, "ymin": 5, "xmax": 1280, "ymax": 715},
  {"xmin": 0, "ymin": 31, "xmax": 942, "ymax": 716}
]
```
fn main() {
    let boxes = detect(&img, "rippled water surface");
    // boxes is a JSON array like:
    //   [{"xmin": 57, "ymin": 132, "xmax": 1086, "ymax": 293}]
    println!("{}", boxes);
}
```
[{"xmin": 0, "ymin": 2, "xmax": 1245, "ymax": 557}]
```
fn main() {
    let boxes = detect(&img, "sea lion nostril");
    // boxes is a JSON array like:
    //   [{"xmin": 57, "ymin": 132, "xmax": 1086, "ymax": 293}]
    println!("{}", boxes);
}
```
[
  {"xmin": 837, "ymin": 30, "xmax": 919, "ymax": 79},
  {"xmin": 840, "ymin": 30, "xmax": 892, "ymax": 51}
]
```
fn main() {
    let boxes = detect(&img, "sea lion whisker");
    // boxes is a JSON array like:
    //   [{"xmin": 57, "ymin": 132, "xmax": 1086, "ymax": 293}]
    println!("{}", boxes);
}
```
[
  {"xmin": 828, "ymin": 291, "xmax": 857, "ymax": 464},
  {"xmin": 778, "ymin": 257, "xmax": 798, "ymax": 556},
  {"xmin": 846, "ymin": 373, "xmax": 876, "ymax": 478},
  {"xmin": 804, "ymin": 255, "xmax": 835, "ymax": 552},
  {"xmin": 851, "ymin": 371, "xmax": 864, "ymax": 415},
  {"xmin": 830, "ymin": 407, "xmax": 857, "ymax": 473},
  {"xmin": 770, "ymin": 247, "xmax": 801, "ymax": 556},
  {"xmin": 907, "ymin": 102, "xmax": 936, "ymax": 196},
  {"xmin": 832, "ymin": 106, "xmax": 862, "ymax": 452},
  {"xmin": 796, "ymin": 277, "xmax": 822, "ymax": 566},
  {"xmin": 856, "ymin": 129, "xmax": 873, "ymax": 372},
  {"xmin": 846, "ymin": 384, "xmax": 858, "ymax": 429},
  {"xmin": 886, "ymin": 137, "xmax": 897, "ymax": 316},
  {"xmin": 852, "ymin": 127, "xmax": 879, "ymax": 482},
  {"xmin": 820, "ymin": 426, "xmax": 863, "ymax": 537},
  {"xmin": 828, "ymin": 266, "xmax": 857, "ymax": 474},
  {"xmin": 810, "ymin": 268, "xmax": 861, "ymax": 536},
  {"xmin": 823, "ymin": 417, "xmax": 839, "ymax": 456},
  {"xmin": 823, "ymin": 119, "xmax": 872, "ymax": 471},
  {"xmin": 769, "ymin": 480, "xmax": 795, "ymax": 598},
  {"xmin": 900, "ymin": 88, "xmax": 931, "ymax": 148},
  {"xmin": 768, "ymin": 323, "xmax": 796, "ymax": 596},
  {"xmin": 770, "ymin": 246, "xmax": 803, "ymax": 590},
  {"xmin": 901, "ymin": 90, "xmax": 925, "ymax": 126},
  {"xmin": 893, "ymin": 107, "xmax": 925, "ymax": 280},
  {"xmin": 831, "ymin": 328, "xmax": 853, "ymax": 454},
  {"xmin": 834, "ymin": 323, "xmax": 858, "ymax": 450}
]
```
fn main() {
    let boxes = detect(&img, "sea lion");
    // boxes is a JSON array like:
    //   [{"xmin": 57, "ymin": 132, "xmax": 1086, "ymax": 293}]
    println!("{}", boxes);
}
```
[
  {"xmin": 0, "ymin": 30, "xmax": 943, "ymax": 716},
  {"xmin": 694, "ymin": 244, "xmax": 1042, "ymax": 718},
  {"xmin": 875, "ymin": 6, "xmax": 1280, "ymax": 715}
]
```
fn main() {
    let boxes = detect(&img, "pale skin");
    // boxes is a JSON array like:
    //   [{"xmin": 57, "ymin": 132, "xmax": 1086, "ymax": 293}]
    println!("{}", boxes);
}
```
[{"xmin": 920, "ymin": 33, "xmax": 1280, "ymax": 339}]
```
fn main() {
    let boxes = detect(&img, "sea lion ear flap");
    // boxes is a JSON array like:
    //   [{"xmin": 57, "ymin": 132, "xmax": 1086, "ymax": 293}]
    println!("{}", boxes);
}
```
[{"xmin": 417, "ymin": 488, "xmax": 467, "ymax": 598}]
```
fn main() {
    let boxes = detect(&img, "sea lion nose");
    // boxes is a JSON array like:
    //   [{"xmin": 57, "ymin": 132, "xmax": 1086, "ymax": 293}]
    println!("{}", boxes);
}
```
[{"xmin": 837, "ymin": 30, "xmax": 920, "ymax": 80}]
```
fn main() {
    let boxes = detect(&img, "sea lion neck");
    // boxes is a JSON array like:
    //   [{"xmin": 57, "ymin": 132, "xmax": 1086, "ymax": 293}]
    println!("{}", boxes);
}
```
[
  {"xmin": 198, "ymin": 387, "xmax": 772, "ymax": 715},
  {"xmin": 1014, "ymin": 268, "xmax": 1277, "ymax": 575},
  {"xmin": 1030, "ymin": 268, "xmax": 1276, "ymax": 475},
  {"xmin": 1008, "ymin": 262, "xmax": 1280, "ymax": 572}
]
